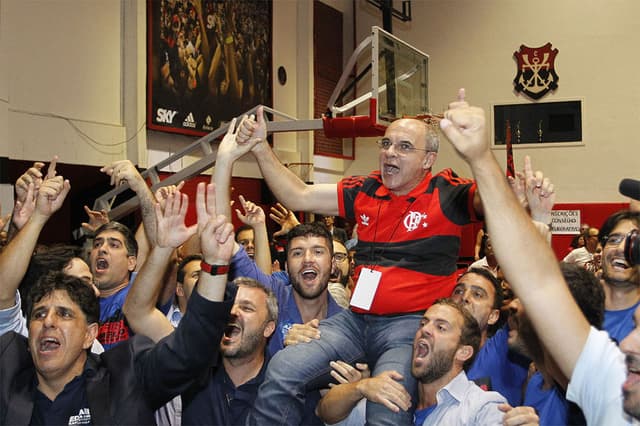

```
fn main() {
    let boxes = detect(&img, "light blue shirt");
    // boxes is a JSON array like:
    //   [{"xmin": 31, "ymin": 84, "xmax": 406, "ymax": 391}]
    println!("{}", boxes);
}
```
[{"xmin": 418, "ymin": 371, "xmax": 506, "ymax": 426}]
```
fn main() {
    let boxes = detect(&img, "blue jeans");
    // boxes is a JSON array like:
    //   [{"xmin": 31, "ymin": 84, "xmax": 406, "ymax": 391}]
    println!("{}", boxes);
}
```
[{"xmin": 249, "ymin": 309, "xmax": 422, "ymax": 425}]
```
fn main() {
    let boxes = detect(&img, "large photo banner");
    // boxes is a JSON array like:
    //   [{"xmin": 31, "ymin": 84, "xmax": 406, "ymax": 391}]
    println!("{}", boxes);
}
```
[{"xmin": 147, "ymin": 0, "xmax": 273, "ymax": 136}]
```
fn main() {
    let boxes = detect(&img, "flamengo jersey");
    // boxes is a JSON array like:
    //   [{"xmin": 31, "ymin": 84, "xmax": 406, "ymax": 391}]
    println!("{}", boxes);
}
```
[{"xmin": 338, "ymin": 169, "xmax": 478, "ymax": 314}]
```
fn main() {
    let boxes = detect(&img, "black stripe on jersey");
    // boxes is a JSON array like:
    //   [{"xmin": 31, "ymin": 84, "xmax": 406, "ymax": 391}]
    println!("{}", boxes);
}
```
[{"xmin": 355, "ymin": 235, "xmax": 460, "ymax": 276}]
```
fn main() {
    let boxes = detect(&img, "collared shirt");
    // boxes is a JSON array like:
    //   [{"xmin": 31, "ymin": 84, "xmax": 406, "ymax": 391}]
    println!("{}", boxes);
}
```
[
  {"xmin": 31, "ymin": 371, "xmax": 91, "ymax": 425},
  {"xmin": 182, "ymin": 356, "xmax": 268, "ymax": 425},
  {"xmin": 417, "ymin": 371, "xmax": 506, "ymax": 426}
]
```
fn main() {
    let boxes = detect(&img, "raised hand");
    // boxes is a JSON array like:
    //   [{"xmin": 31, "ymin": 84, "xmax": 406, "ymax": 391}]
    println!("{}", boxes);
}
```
[
  {"xmin": 439, "ymin": 88, "xmax": 490, "ymax": 165},
  {"xmin": 195, "ymin": 182, "xmax": 234, "ymax": 264},
  {"xmin": 235, "ymin": 105, "xmax": 268, "ymax": 154},
  {"xmin": 15, "ymin": 161, "xmax": 45, "ymax": 203},
  {"xmin": 81, "ymin": 205, "xmax": 109, "ymax": 234},
  {"xmin": 34, "ymin": 176, "xmax": 70, "ymax": 220},
  {"xmin": 270, "ymin": 202, "xmax": 300, "ymax": 238},
  {"xmin": 155, "ymin": 190, "xmax": 196, "ymax": 249},
  {"xmin": 154, "ymin": 181, "xmax": 186, "ymax": 206},
  {"xmin": 12, "ymin": 183, "xmax": 36, "ymax": 230},
  {"xmin": 100, "ymin": 160, "xmax": 147, "ymax": 192},
  {"xmin": 522, "ymin": 156, "xmax": 555, "ymax": 224},
  {"xmin": 235, "ymin": 195, "xmax": 265, "ymax": 227}
]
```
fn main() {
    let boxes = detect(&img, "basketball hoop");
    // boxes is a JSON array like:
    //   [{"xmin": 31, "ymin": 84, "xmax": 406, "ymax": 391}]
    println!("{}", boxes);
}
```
[{"xmin": 285, "ymin": 162, "xmax": 314, "ymax": 184}]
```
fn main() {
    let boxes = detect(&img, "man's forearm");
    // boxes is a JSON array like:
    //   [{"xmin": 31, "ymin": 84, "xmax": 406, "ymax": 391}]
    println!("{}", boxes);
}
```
[
  {"xmin": 0, "ymin": 215, "xmax": 46, "ymax": 308},
  {"xmin": 316, "ymin": 382, "xmax": 363, "ymax": 424}
]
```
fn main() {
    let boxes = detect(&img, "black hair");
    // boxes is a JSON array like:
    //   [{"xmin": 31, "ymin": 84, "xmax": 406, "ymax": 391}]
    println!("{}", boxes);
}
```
[
  {"xmin": 26, "ymin": 271, "xmax": 99, "ymax": 326},
  {"xmin": 177, "ymin": 254, "xmax": 203, "ymax": 283},
  {"xmin": 599, "ymin": 210, "xmax": 640, "ymax": 248},
  {"xmin": 94, "ymin": 221, "xmax": 138, "ymax": 257}
]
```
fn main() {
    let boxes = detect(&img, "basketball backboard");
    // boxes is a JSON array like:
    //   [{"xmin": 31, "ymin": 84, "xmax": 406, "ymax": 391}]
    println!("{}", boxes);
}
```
[{"xmin": 324, "ymin": 26, "xmax": 429, "ymax": 138}]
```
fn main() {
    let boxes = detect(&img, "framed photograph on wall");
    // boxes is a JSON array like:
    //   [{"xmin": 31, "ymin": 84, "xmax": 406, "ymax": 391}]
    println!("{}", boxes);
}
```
[{"xmin": 147, "ymin": 0, "xmax": 273, "ymax": 136}]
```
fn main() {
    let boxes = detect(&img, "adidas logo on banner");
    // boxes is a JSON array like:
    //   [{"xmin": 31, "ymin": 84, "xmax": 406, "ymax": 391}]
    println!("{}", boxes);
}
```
[{"xmin": 183, "ymin": 112, "xmax": 196, "ymax": 128}]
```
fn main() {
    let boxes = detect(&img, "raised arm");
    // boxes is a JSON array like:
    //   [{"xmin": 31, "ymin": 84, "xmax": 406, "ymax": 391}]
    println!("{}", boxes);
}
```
[
  {"xmin": 123, "ymin": 190, "xmax": 196, "ymax": 342},
  {"xmin": 100, "ymin": 160, "xmax": 157, "ymax": 265},
  {"xmin": 235, "ymin": 195, "xmax": 272, "ymax": 274},
  {"xmin": 0, "ymin": 173, "xmax": 69, "ymax": 309},
  {"xmin": 221, "ymin": 106, "xmax": 339, "ymax": 215},
  {"xmin": 439, "ymin": 89, "xmax": 589, "ymax": 379}
]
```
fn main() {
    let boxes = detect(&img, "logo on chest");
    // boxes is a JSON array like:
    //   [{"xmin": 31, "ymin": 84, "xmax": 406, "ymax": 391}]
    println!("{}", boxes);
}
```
[{"xmin": 404, "ymin": 211, "xmax": 428, "ymax": 232}]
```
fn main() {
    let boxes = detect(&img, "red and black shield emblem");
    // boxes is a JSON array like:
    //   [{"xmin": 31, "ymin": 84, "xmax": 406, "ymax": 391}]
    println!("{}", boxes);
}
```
[{"xmin": 513, "ymin": 43, "xmax": 559, "ymax": 100}]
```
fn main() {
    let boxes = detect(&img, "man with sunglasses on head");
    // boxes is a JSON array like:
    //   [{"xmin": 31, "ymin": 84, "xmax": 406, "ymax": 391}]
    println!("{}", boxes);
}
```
[{"xmin": 217, "ymin": 100, "xmax": 482, "ymax": 425}]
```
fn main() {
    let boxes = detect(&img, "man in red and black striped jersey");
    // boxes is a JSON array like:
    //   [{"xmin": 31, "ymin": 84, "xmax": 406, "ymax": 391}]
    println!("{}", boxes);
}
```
[{"xmin": 220, "ymin": 94, "xmax": 482, "ymax": 425}]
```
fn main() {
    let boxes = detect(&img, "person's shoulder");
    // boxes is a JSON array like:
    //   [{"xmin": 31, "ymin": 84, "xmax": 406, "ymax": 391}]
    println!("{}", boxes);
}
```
[{"xmin": 434, "ymin": 168, "xmax": 474, "ymax": 184}]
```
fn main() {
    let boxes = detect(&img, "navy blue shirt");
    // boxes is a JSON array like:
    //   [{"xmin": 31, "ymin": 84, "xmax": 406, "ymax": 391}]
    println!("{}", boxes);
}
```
[
  {"xmin": 182, "ymin": 356, "xmax": 268, "ymax": 425},
  {"xmin": 31, "ymin": 372, "xmax": 91, "ymax": 425}
]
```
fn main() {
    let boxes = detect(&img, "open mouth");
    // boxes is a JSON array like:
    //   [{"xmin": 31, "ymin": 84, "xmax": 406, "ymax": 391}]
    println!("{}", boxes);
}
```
[
  {"xmin": 611, "ymin": 258, "xmax": 630, "ymax": 269},
  {"xmin": 302, "ymin": 269, "xmax": 318, "ymax": 281},
  {"xmin": 95, "ymin": 258, "xmax": 109, "ymax": 272},
  {"xmin": 414, "ymin": 339, "xmax": 431, "ymax": 361},
  {"xmin": 39, "ymin": 337, "xmax": 61, "ymax": 352},
  {"xmin": 383, "ymin": 164, "xmax": 400, "ymax": 175},
  {"xmin": 224, "ymin": 323, "xmax": 241, "ymax": 339}
]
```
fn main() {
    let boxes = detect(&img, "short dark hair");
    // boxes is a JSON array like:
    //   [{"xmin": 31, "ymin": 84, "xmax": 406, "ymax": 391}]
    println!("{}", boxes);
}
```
[
  {"xmin": 286, "ymin": 223, "xmax": 333, "ymax": 256},
  {"xmin": 432, "ymin": 298, "xmax": 481, "ymax": 370},
  {"xmin": 26, "ymin": 271, "xmax": 99, "ymax": 326},
  {"xmin": 235, "ymin": 225, "xmax": 254, "ymax": 242},
  {"xmin": 19, "ymin": 244, "xmax": 86, "ymax": 316},
  {"xmin": 560, "ymin": 262, "xmax": 605, "ymax": 328},
  {"xmin": 459, "ymin": 267, "xmax": 503, "ymax": 309},
  {"xmin": 94, "ymin": 221, "xmax": 138, "ymax": 257},
  {"xmin": 599, "ymin": 210, "xmax": 640, "ymax": 248},
  {"xmin": 177, "ymin": 254, "xmax": 203, "ymax": 284}
]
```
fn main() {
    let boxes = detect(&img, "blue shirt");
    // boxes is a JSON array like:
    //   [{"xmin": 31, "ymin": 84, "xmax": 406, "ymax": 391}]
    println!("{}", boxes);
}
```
[
  {"xmin": 467, "ymin": 326, "xmax": 530, "ymax": 406},
  {"xmin": 604, "ymin": 301, "xmax": 640, "ymax": 344},
  {"xmin": 229, "ymin": 247, "xmax": 344, "ymax": 357},
  {"xmin": 98, "ymin": 272, "xmax": 143, "ymax": 350},
  {"xmin": 523, "ymin": 371, "xmax": 569, "ymax": 426}
]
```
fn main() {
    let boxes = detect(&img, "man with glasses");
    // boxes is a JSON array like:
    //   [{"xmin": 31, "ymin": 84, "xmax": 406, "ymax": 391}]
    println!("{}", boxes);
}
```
[
  {"xmin": 215, "ymin": 100, "xmax": 482, "ymax": 425},
  {"xmin": 598, "ymin": 211, "xmax": 640, "ymax": 343},
  {"xmin": 328, "ymin": 239, "xmax": 352, "ymax": 309}
]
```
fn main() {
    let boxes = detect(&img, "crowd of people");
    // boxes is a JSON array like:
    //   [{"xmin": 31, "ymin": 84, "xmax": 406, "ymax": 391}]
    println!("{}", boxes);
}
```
[{"xmin": 1, "ymin": 90, "xmax": 639, "ymax": 426}]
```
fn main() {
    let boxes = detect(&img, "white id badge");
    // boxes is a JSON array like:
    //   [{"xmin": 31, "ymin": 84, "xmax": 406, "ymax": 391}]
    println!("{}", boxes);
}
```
[{"xmin": 350, "ymin": 267, "xmax": 381, "ymax": 310}]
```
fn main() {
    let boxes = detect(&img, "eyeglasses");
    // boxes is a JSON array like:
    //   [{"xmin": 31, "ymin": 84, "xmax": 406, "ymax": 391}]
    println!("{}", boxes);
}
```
[
  {"xmin": 603, "ymin": 233, "xmax": 626, "ymax": 247},
  {"xmin": 333, "ymin": 253, "xmax": 348, "ymax": 262},
  {"xmin": 377, "ymin": 139, "xmax": 432, "ymax": 155}
]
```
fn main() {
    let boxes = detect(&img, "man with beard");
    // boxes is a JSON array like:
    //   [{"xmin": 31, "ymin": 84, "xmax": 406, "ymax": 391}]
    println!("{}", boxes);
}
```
[
  {"xmin": 316, "ymin": 299, "xmax": 506, "ymax": 425},
  {"xmin": 122, "ymin": 187, "xmax": 278, "ymax": 426},
  {"xmin": 451, "ymin": 268, "xmax": 530, "ymax": 406},
  {"xmin": 328, "ymin": 239, "xmax": 352, "ymax": 309},
  {"xmin": 598, "ymin": 211, "xmax": 640, "ymax": 343},
  {"xmin": 438, "ymin": 91, "xmax": 636, "ymax": 424}
]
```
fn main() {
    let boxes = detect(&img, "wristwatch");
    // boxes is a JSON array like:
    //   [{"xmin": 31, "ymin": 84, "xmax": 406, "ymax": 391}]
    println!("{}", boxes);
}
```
[{"xmin": 200, "ymin": 261, "xmax": 230, "ymax": 276}]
